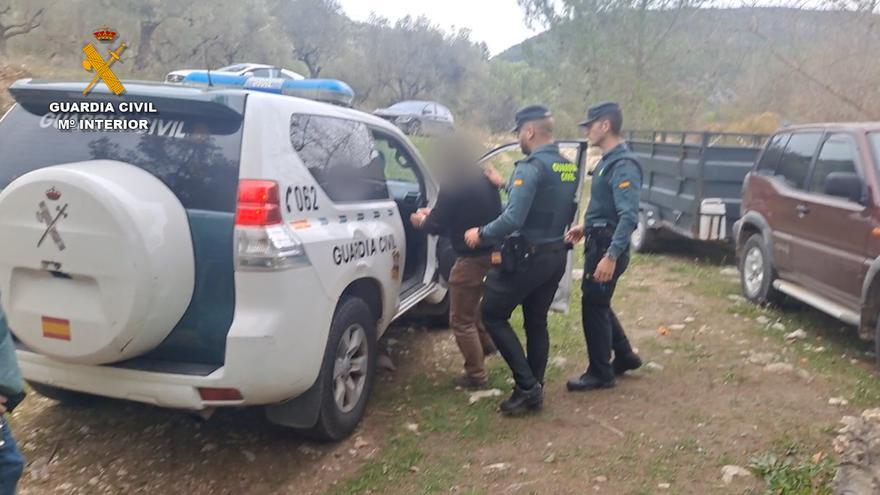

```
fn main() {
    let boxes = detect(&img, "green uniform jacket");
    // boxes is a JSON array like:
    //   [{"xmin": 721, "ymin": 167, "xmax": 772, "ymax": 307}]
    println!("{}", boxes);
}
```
[
  {"xmin": 584, "ymin": 142, "xmax": 643, "ymax": 259},
  {"xmin": 480, "ymin": 143, "xmax": 579, "ymax": 245},
  {"xmin": 0, "ymin": 311, "xmax": 24, "ymax": 395}
]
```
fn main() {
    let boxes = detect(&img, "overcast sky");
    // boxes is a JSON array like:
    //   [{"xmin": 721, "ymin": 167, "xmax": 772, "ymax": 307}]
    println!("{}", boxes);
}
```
[{"xmin": 336, "ymin": 0, "xmax": 543, "ymax": 55}]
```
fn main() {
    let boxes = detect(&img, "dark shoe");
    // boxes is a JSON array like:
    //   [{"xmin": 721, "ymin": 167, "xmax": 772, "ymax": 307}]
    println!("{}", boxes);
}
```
[
  {"xmin": 566, "ymin": 374, "xmax": 616, "ymax": 392},
  {"xmin": 453, "ymin": 374, "xmax": 489, "ymax": 390},
  {"xmin": 499, "ymin": 384, "xmax": 543, "ymax": 415},
  {"xmin": 612, "ymin": 352, "xmax": 643, "ymax": 376},
  {"xmin": 483, "ymin": 345, "xmax": 498, "ymax": 357}
]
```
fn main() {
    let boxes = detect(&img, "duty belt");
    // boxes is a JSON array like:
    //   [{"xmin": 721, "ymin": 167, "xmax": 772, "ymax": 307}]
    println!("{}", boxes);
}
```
[
  {"xmin": 529, "ymin": 241, "xmax": 567, "ymax": 255},
  {"xmin": 585, "ymin": 223, "xmax": 615, "ymax": 238}
]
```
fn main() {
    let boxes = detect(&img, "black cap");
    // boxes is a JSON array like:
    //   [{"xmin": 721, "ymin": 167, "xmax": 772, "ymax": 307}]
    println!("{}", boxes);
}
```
[
  {"xmin": 578, "ymin": 101, "xmax": 621, "ymax": 127},
  {"xmin": 511, "ymin": 104, "xmax": 552, "ymax": 133}
]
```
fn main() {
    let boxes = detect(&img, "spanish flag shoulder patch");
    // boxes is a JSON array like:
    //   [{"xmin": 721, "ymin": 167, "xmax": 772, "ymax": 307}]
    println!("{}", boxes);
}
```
[{"xmin": 618, "ymin": 180, "xmax": 631, "ymax": 189}]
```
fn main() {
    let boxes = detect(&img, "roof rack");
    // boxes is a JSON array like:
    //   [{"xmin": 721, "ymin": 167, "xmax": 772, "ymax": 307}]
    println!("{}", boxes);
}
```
[{"xmin": 178, "ymin": 72, "xmax": 355, "ymax": 107}]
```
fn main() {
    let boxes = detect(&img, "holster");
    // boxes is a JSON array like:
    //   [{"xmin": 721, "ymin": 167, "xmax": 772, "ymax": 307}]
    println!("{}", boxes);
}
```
[{"xmin": 491, "ymin": 234, "xmax": 530, "ymax": 273}]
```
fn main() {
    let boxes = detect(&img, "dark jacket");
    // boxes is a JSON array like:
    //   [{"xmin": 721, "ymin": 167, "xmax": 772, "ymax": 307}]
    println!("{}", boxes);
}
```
[{"xmin": 422, "ymin": 169, "xmax": 502, "ymax": 256}]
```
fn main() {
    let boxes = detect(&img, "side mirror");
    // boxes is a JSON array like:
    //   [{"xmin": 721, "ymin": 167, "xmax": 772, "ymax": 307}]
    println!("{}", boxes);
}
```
[{"xmin": 824, "ymin": 172, "xmax": 865, "ymax": 203}]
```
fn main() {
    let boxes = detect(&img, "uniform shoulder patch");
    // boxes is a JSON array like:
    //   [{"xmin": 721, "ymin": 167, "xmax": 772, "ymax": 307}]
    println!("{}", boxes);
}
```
[
  {"xmin": 513, "ymin": 178, "xmax": 524, "ymax": 187},
  {"xmin": 618, "ymin": 180, "xmax": 631, "ymax": 189}
]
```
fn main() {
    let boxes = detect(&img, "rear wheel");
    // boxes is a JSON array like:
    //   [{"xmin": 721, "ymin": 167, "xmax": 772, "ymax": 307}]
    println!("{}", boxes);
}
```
[
  {"xmin": 408, "ymin": 120, "xmax": 422, "ymax": 136},
  {"xmin": 630, "ymin": 212, "xmax": 658, "ymax": 253},
  {"xmin": 27, "ymin": 382, "xmax": 97, "ymax": 406},
  {"xmin": 740, "ymin": 233, "xmax": 782, "ymax": 304},
  {"xmin": 300, "ymin": 297, "xmax": 377, "ymax": 441}
]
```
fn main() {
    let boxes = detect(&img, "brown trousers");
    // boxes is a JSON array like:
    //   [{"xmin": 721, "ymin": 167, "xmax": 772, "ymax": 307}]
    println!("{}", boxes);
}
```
[{"xmin": 449, "ymin": 253, "xmax": 496, "ymax": 382}]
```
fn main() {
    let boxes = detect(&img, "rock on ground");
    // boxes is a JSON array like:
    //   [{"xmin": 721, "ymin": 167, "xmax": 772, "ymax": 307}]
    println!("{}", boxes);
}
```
[
  {"xmin": 833, "ymin": 409, "xmax": 880, "ymax": 494},
  {"xmin": 721, "ymin": 465, "xmax": 753, "ymax": 484}
]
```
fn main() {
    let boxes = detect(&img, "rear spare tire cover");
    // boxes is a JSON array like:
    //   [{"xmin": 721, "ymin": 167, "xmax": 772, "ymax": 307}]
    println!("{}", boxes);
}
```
[{"xmin": 0, "ymin": 160, "xmax": 196, "ymax": 365}]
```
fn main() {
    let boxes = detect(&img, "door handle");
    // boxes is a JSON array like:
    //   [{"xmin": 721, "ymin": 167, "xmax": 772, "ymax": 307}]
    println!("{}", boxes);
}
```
[{"xmin": 796, "ymin": 204, "xmax": 810, "ymax": 217}]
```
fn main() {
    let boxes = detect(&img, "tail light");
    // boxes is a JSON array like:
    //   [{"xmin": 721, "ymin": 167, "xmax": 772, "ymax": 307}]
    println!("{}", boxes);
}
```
[
  {"xmin": 198, "ymin": 387, "xmax": 243, "ymax": 402},
  {"xmin": 234, "ymin": 179, "xmax": 309, "ymax": 271}
]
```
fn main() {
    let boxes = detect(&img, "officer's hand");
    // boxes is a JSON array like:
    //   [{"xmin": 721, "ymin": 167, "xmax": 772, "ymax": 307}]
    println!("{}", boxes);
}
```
[
  {"xmin": 410, "ymin": 212, "xmax": 425, "ymax": 229},
  {"xmin": 564, "ymin": 224, "xmax": 585, "ymax": 244},
  {"xmin": 594, "ymin": 256, "xmax": 616, "ymax": 283},
  {"xmin": 464, "ymin": 228, "xmax": 481, "ymax": 248},
  {"xmin": 416, "ymin": 207, "xmax": 432, "ymax": 216},
  {"xmin": 483, "ymin": 165, "xmax": 505, "ymax": 189},
  {"xmin": 0, "ymin": 395, "xmax": 7, "ymax": 414}
]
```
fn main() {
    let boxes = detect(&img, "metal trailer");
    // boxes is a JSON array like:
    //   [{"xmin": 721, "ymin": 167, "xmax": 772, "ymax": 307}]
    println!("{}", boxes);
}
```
[{"xmin": 625, "ymin": 130, "xmax": 769, "ymax": 251}]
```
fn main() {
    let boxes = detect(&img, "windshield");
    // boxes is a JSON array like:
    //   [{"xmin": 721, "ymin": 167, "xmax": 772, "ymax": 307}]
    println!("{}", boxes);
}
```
[
  {"xmin": 387, "ymin": 101, "xmax": 426, "ymax": 113},
  {"xmin": 216, "ymin": 64, "xmax": 251, "ymax": 72}
]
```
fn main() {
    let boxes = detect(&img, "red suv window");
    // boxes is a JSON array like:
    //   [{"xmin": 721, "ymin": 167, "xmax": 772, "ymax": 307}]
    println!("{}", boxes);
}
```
[
  {"xmin": 774, "ymin": 132, "xmax": 822, "ymax": 189},
  {"xmin": 808, "ymin": 134, "xmax": 859, "ymax": 195},
  {"xmin": 756, "ymin": 133, "xmax": 789, "ymax": 175}
]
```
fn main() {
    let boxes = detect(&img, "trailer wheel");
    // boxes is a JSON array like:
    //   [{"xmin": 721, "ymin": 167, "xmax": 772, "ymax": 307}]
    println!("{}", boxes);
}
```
[{"xmin": 631, "ymin": 212, "xmax": 658, "ymax": 252}]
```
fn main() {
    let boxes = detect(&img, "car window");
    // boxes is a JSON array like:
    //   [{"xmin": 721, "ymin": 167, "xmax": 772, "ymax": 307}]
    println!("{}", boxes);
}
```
[
  {"xmin": 290, "ymin": 114, "xmax": 388, "ymax": 202},
  {"xmin": 756, "ymin": 133, "xmax": 789, "ymax": 175},
  {"xmin": 373, "ymin": 134, "xmax": 419, "ymax": 185},
  {"xmin": 809, "ymin": 134, "xmax": 859, "ymax": 195},
  {"xmin": 277, "ymin": 70, "xmax": 293, "ymax": 80},
  {"xmin": 248, "ymin": 68, "xmax": 273, "ymax": 78},
  {"xmin": 774, "ymin": 132, "xmax": 821, "ymax": 189},
  {"xmin": 870, "ymin": 133, "xmax": 880, "ymax": 168},
  {"xmin": 423, "ymin": 104, "xmax": 435, "ymax": 116}
]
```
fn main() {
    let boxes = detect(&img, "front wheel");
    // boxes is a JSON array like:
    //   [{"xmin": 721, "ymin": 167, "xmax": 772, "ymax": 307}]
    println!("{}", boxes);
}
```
[
  {"xmin": 740, "ymin": 233, "xmax": 782, "ymax": 304},
  {"xmin": 299, "ymin": 297, "xmax": 377, "ymax": 441},
  {"xmin": 408, "ymin": 120, "xmax": 423, "ymax": 136}
]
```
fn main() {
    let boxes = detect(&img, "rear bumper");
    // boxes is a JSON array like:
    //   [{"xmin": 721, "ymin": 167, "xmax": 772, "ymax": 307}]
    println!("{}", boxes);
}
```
[
  {"xmin": 19, "ymin": 350, "xmax": 224, "ymax": 409},
  {"xmin": 17, "ymin": 267, "xmax": 336, "ymax": 410}
]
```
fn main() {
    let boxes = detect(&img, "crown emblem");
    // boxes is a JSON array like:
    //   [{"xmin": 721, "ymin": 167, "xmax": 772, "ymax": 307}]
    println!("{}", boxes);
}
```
[
  {"xmin": 93, "ymin": 26, "xmax": 117, "ymax": 42},
  {"xmin": 46, "ymin": 187, "xmax": 61, "ymax": 201}
]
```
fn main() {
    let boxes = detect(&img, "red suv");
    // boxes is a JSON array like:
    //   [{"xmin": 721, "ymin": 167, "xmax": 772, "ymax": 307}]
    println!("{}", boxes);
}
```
[{"xmin": 735, "ymin": 124, "xmax": 880, "ymax": 356}]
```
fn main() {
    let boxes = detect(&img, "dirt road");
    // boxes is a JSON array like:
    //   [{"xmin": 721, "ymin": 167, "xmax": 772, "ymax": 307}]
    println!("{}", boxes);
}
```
[{"xmin": 11, "ymin": 243, "xmax": 875, "ymax": 494}]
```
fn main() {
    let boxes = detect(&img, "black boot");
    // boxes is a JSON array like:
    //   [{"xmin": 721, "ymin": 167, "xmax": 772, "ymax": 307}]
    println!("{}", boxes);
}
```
[
  {"xmin": 612, "ymin": 352, "xmax": 643, "ymax": 376},
  {"xmin": 566, "ymin": 373, "xmax": 616, "ymax": 392},
  {"xmin": 499, "ymin": 384, "xmax": 543, "ymax": 415}
]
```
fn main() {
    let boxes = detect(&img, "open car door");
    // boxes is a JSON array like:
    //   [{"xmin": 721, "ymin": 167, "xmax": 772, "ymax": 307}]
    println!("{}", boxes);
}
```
[{"xmin": 477, "ymin": 140, "xmax": 589, "ymax": 313}]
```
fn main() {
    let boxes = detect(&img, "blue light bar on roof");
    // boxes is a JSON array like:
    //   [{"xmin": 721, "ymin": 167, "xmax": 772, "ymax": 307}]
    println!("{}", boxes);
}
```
[{"xmin": 180, "ymin": 71, "xmax": 355, "ymax": 107}]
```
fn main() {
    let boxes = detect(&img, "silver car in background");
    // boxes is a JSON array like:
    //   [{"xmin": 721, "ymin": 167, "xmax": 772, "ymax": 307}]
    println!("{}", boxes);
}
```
[{"xmin": 374, "ymin": 100, "xmax": 455, "ymax": 136}]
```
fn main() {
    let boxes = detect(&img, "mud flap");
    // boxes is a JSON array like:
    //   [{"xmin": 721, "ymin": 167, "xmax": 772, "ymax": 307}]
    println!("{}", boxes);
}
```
[{"xmin": 264, "ymin": 374, "xmax": 324, "ymax": 428}]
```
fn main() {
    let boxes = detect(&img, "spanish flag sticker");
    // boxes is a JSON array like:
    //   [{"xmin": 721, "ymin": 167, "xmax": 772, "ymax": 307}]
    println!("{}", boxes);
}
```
[
  {"xmin": 42, "ymin": 316, "xmax": 71, "ymax": 341},
  {"xmin": 513, "ymin": 179, "xmax": 524, "ymax": 187},
  {"xmin": 618, "ymin": 180, "xmax": 631, "ymax": 189}
]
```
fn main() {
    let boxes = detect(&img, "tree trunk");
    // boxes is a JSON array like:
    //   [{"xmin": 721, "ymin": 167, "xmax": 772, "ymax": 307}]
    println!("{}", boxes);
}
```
[{"xmin": 134, "ymin": 21, "xmax": 161, "ymax": 71}]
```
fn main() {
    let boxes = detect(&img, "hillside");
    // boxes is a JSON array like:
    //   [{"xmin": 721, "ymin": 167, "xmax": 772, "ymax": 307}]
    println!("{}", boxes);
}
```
[{"xmin": 493, "ymin": 7, "xmax": 880, "ymax": 131}]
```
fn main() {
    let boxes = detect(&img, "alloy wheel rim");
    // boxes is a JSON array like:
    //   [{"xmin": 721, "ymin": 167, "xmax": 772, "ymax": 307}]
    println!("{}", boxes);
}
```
[
  {"xmin": 332, "ymin": 324, "xmax": 368, "ymax": 413},
  {"xmin": 743, "ymin": 246, "xmax": 765, "ymax": 297}
]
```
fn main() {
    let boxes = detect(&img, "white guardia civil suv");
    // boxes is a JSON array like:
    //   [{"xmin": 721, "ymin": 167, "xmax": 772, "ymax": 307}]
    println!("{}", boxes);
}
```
[{"xmin": 0, "ymin": 78, "xmax": 452, "ymax": 440}]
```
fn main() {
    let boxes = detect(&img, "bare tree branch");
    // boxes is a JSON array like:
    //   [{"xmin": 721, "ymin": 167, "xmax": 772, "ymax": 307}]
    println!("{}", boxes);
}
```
[{"xmin": 747, "ymin": 24, "xmax": 870, "ymax": 117}]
